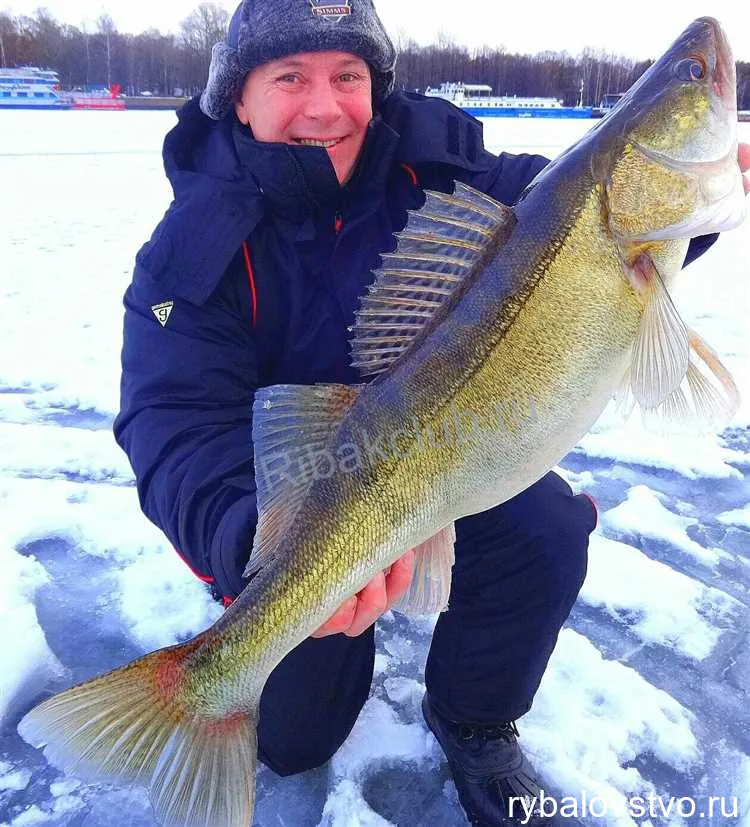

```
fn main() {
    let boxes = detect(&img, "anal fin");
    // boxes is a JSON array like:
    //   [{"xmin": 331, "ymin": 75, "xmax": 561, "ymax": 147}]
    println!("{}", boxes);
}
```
[{"xmin": 392, "ymin": 523, "xmax": 456, "ymax": 616}]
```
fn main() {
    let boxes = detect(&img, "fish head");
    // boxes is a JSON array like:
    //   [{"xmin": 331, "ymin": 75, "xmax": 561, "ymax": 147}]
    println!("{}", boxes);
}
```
[{"xmin": 603, "ymin": 17, "xmax": 746, "ymax": 244}]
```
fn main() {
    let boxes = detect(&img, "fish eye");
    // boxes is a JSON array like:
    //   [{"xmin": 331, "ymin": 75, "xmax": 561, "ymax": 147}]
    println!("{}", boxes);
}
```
[{"xmin": 675, "ymin": 57, "xmax": 706, "ymax": 82}]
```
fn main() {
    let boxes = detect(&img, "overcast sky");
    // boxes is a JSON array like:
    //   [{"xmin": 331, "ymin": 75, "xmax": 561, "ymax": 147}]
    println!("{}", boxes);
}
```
[{"xmin": 3, "ymin": 0, "xmax": 750, "ymax": 61}]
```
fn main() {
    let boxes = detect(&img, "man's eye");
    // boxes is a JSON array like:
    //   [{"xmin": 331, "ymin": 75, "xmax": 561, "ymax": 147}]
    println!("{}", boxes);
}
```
[
  {"xmin": 338, "ymin": 73, "xmax": 359, "ymax": 83},
  {"xmin": 277, "ymin": 74, "xmax": 300, "ymax": 84}
]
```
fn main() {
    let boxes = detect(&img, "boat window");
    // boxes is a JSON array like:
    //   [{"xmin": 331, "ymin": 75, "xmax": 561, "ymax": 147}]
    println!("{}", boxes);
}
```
[{"xmin": 17, "ymin": 92, "xmax": 28, "ymax": 98}]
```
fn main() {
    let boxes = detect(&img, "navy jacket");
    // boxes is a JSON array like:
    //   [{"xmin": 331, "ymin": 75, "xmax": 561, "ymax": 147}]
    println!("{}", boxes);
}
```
[{"xmin": 114, "ymin": 91, "xmax": 715, "ymax": 601}]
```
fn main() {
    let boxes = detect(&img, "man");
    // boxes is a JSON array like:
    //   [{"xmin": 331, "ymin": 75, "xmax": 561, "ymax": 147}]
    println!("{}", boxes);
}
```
[{"xmin": 115, "ymin": 2, "xmax": 750, "ymax": 824}]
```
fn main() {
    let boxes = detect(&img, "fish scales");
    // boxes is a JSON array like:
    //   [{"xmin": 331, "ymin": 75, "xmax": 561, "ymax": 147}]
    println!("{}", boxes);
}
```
[{"xmin": 186, "ymin": 168, "xmax": 650, "ymax": 710}]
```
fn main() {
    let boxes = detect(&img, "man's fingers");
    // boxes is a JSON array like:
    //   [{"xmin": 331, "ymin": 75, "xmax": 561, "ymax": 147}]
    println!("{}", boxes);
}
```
[
  {"xmin": 311, "ymin": 594, "xmax": 358, "ymax": 638},
  {"xmin": 739, "ymin": 144, "xmax": 750, "ymax": 195},
  {"xmin": 384, "ymin": 548, "xmax": 416, "ymax": 610},
  {"xmin": 345, "ymin": 571, "xmax": 388, "ymax": 637},
  {"xmin": 311, "ymin": 548, "xmax": 418, "ymax": 639}
]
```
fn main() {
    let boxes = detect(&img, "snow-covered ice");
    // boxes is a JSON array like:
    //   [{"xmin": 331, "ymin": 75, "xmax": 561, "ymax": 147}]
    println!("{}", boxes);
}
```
[{"xmin": 0, "ymin": 110, "xmax": 748, "ymax": 826}]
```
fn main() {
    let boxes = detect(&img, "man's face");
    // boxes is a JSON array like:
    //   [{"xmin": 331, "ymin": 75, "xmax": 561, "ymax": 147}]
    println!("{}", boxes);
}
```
[{"xmin": 235, "ymin": 51, "xmax": 373, "ymax": 186}]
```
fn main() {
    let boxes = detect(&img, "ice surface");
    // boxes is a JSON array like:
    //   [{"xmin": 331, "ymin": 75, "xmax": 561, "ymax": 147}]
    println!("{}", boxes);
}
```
[{"xmin": 0, "ymin": 111, "xmax": 748, "ymax": 826}]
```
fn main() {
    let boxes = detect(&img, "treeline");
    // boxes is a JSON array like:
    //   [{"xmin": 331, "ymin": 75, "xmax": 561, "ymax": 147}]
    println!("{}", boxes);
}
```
[
  {"xmin": 1, "ymin": 4, "xmax": 749, "ymax": 108},
  {"xmin": 0, "ymin": 4, "xmax": 230, "ymax": 95},
  {"xmin": 395, "ymin": 36, "xmax": 750, "ymax": 108}
]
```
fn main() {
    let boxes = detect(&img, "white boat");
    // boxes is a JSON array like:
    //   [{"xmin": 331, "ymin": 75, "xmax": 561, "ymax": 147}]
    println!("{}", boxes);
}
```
[
  {"xmin": 423, "ymin": 82, "xmax": 593, "ymax": 119},
  {"xmin": 0, "ymin": 67, "xmax": 71, "ymax": 110},
  {"xmin": 592, "ymin": 92, "xmax": 625, "ymax": 118}
]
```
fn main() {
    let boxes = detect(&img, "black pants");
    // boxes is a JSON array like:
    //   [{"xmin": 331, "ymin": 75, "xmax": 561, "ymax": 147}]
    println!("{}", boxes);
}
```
[{"xmin": 256, "ymin": 471, "xmax": 596, "ymax": 777}]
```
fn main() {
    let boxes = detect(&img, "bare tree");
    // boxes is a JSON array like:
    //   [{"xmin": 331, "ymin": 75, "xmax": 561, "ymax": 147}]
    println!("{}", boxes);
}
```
[
  {"xmin": 97, "ymin": 13, "xmax": 116, "ymax": 89},
  {"xmin": 178, "ymin": 2, "xmax": 229, "ymax": 93},
  {"xmin": 179, "ymin": 3, "xmax": 228, "ymax": 57},
  {"xmin": 0, "ymin": 12, "xmax": 11, "ymax": 66}
]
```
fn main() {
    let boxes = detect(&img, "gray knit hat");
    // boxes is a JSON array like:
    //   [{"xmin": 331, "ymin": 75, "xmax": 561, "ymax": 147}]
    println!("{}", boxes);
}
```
[{"xmin": 200, "ymin": 0, "xmax": 396, "ymax": 120}]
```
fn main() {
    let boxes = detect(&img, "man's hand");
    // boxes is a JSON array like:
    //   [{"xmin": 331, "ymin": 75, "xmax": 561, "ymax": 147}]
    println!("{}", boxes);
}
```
[
  {"xmin": 311, "ymin": 548, "xmax": 416, "ymax": 638},
  {"xmin": 741, "ymin": 142, "xmax": 750, "ymax": 195}
]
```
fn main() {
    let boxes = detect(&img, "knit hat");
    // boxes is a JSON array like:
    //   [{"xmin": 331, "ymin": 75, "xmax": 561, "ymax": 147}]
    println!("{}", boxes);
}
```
[{"xmin": 200, "ymin": 0, "xmax": 397, "ymax": 121}]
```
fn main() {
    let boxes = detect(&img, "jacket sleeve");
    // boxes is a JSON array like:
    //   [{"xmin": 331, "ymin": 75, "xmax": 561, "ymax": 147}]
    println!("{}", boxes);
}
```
[
  {"xmin": 469, "ymin": 151, "xmax": 717, "ymax": 266},
  {"xmin": 114, "ymin": 256, "xmax": 258, "ymax": 600}
]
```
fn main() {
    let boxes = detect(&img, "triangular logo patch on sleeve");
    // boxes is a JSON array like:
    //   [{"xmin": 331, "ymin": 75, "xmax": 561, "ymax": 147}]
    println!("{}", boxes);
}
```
[{"xmin": 151, "ymin": 301, "xmax": 174, "ymax": 327}]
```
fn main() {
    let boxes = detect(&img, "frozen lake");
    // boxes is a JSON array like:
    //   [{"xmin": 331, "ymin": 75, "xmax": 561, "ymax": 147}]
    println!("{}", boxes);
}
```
[{"xmin": 0, "ymin": 110, "xmax": 749, "ymax": 827}]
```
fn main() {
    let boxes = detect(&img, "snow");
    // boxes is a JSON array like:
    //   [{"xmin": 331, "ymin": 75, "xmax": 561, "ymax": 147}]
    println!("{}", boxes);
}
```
[
  {"xmin": 0, "ymin": 110, "xmax": 748, "ymax": 827},
  {"xmin": 719, "ymin": 505, "xmax": 750, "ymax": 529},
  {"xmin": 579, "ymin": 534, "xmax": 737, "ymax": 658}
]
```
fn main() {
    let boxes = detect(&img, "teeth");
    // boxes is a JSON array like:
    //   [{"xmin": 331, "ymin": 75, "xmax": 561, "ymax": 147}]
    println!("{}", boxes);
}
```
[{"xmin": 295, "ymin": 138, "xmax": 341, "ymax": 148}]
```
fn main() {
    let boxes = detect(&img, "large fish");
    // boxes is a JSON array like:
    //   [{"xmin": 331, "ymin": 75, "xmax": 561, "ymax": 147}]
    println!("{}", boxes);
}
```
[{"xmin": 19, "ymin": 17, "xmax": 746, "ymax": 827}]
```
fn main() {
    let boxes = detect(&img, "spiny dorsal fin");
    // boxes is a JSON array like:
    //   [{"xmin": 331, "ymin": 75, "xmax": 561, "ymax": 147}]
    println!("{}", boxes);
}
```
[
  {"xmin": 244, "ymin": 383, "xmax": 362, "ymax": 577},
  {"xmin": 350, "ymin": 182, "xmax": 515, "ymax": 377}
]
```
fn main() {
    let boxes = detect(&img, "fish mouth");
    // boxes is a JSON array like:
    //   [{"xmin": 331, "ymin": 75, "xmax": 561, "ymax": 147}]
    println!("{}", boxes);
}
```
[
  {"xmin": 632, "ymin": 140, "xmax": 735, "ymax": 176},
  {"xmin": 705, "ymin": 17, "xmax": 737, "ymax": 112}
]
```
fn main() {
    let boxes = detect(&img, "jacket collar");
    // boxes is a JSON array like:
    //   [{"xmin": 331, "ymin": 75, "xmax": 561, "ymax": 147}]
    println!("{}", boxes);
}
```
[{"xmin": 231, "ymin": 114, "xmax": 400, "ymax": 226}]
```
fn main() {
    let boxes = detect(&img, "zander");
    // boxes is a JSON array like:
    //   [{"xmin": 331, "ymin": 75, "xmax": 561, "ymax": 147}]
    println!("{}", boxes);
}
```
[{"xmin": 19, "ymin": 17, "xmax": 746, "ymax": 827}]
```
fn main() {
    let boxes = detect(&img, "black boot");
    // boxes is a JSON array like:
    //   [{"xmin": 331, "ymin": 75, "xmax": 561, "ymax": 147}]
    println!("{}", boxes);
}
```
[{"xmin": 422, "ymin": 694, "xmax": 551, "ymax": 826}]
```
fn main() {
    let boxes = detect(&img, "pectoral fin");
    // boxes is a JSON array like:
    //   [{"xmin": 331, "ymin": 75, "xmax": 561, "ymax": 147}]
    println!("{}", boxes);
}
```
[
  {"xmin": 618, "ymin": 254, "xmax": 738, "ymax": 432},
  {"xmin": 640, "ymin": 327, "xmax": 740, "ymax": 431},
  {"xmin": 617, "ymin": 326, "xmax": 740, "ymax": 432},
  {"xmin": 628, "ymin": 254, "xmax": 690, "ymax": 409}
]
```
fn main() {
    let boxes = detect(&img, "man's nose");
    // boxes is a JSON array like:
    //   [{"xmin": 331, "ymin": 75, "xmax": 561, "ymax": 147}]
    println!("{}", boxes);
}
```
[{"xmin": 302, "ymin": 80, "xmax": 342, "ymax": 121}]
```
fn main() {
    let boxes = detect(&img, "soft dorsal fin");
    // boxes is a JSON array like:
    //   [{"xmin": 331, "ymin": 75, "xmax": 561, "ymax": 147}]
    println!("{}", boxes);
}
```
[
  {"xmin": 243, "ymin": 383, "xmax": 362, "ymax": 578},
  {"xmin": 350, "ymin": 182, "xmax": 516, "ymax": 377}
]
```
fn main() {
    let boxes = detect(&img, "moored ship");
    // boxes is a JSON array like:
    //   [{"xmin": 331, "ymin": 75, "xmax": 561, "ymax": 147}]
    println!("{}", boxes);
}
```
[
  {"xmin": 0, "ymin": 67, "xmax": 71, "ymax": 110},
  {"xmin": 69, "ymin": 85, "xmax": 126, "ymax": 111},
  {"xmin": 423, "ymin": 82, "xmax": 593, "ymax": 118}
]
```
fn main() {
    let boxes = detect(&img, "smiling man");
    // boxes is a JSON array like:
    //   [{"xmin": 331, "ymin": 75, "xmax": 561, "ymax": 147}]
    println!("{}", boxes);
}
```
[
  {"xmin": 234, "ymin": 51, "xmax": 374, "ymax": 185},
  {"xmin": 115, "ymin": 2, "xmax": 750, "ymax": 826}
]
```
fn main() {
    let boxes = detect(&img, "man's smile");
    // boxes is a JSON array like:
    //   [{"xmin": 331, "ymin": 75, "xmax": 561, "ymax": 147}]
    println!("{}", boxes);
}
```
[{"xmin": 292, "ymin": 137, "xmax": 345, "ymax": 148}]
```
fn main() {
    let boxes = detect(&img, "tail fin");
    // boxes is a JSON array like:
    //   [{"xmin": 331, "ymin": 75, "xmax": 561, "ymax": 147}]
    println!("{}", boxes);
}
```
[{"xmin": 18, "ymin": 642, "xmax": 257, "ymax": 827}]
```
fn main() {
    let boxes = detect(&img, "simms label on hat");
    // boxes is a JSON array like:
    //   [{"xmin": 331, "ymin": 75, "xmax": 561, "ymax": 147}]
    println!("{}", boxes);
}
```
[{"xmin": 309, "ymin": 0, "xmax": 352, "ymax": 21}]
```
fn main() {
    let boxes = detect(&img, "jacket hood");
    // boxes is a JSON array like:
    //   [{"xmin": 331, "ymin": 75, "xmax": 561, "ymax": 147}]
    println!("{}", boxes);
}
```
[{"xmin": 137, "ymin": 92, "xmax": 493, "ymax": 305}]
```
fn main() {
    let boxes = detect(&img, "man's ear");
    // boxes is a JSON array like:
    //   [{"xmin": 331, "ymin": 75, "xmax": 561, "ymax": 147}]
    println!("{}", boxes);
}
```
[{"xmin": 234, "ymin": 98, "xmax": 249, "ymax": 125}]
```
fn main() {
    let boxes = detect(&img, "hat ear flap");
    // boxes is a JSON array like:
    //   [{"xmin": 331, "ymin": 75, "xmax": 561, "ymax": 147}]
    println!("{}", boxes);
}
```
[
  {"xmin": 371, "ymin": 68, "xmax": 395, "ymax": 109},
  {"xmin": 200, "ymin": 41, "xmax": 245, "ymax": 121}
]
